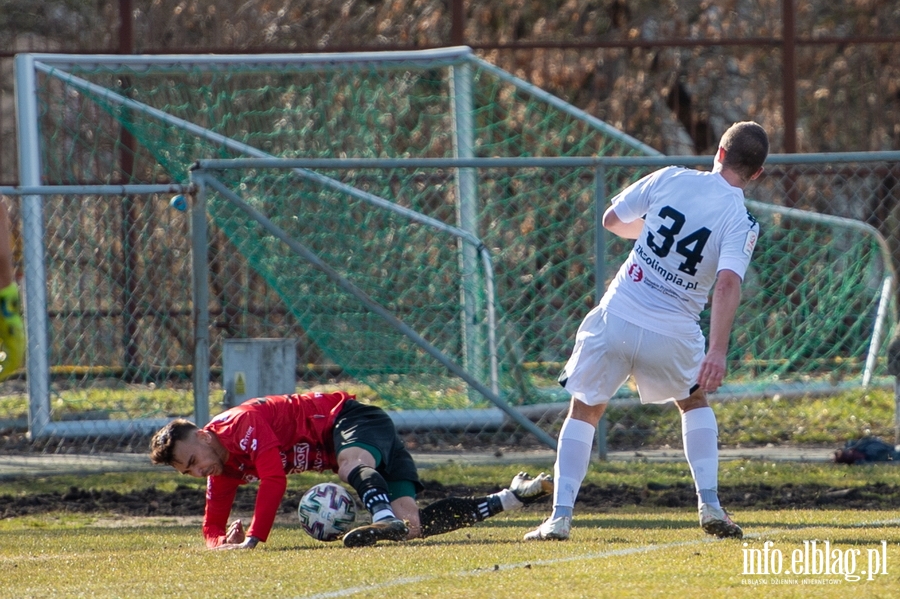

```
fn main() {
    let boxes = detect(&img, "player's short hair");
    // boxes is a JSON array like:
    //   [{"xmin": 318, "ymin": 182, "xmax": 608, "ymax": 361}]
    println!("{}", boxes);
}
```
[
  {"xmin": 150, "ymin": 418, "xmax": 198, "ymax": 465},
  {"xmin": 719, "ymin": 121, "xmax": 769, "ymax": 180}
]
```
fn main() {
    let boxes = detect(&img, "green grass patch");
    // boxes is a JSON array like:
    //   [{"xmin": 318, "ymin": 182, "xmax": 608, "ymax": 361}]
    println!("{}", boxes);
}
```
[
  {"xmin": 714, "ymin": 388, "xmax": 894, "ymax": 445},
  {"xmin": 1, "ymin": 510, "xmax": 898, "ymax": 598},
  {"xmin": 4, "ymin": 462, "xmax": 900, "ymax": 596},
  {"xmin": 597, "ymin": 387, "xmax": 896, "ymax": 448}
]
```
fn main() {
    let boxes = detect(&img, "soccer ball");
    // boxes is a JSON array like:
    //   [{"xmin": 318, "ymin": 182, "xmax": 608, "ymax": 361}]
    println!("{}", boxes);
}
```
[{"xmin": 297, "ymin": 482, "xmax": 358, "ymax": 542}]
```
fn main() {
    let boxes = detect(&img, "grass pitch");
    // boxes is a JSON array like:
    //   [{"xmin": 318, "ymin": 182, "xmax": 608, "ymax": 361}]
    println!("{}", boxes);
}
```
[
  {"xmin": 1, "ymin": 510, "xmax": 898, "ymax": 598},
  {"xmin": 3, "ymin": 459, "xmax": 900, "ymax": 598}
]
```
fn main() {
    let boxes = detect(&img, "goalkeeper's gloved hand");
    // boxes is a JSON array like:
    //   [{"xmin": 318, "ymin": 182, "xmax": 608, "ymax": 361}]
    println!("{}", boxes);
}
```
[{"xmin": 0, "ymin": 282, "xmax": 25, "ymax": 381}]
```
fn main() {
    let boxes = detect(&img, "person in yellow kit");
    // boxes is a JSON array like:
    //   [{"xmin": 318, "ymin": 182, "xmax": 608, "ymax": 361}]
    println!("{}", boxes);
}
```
[{"xmin": 0, "ymin": 200, "xmax": 25, "ymax": 381}]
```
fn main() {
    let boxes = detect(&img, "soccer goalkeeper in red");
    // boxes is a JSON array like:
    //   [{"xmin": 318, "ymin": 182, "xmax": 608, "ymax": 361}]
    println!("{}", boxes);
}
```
[{"xmin": 150, "ymin": 391, "xmax": 552, "ymax": 549}]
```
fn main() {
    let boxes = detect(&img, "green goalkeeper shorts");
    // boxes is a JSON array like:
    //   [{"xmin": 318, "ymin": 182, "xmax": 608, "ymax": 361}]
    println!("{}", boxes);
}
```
[{"xmin": 0, "ymin": 282, "xmax": 24, "ymax": 381}]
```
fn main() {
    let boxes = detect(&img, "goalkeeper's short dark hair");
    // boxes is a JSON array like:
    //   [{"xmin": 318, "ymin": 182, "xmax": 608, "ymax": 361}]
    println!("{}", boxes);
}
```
[{"xmin": 150, "ymin": 418, "xmax": 199, "ymax": 465}]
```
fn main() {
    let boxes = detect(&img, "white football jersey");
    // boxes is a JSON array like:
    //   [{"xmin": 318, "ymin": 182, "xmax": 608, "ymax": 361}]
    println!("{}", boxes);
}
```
[{"xmin": 600, "ymin": 166, "xmax": 760, "ymax": 339}]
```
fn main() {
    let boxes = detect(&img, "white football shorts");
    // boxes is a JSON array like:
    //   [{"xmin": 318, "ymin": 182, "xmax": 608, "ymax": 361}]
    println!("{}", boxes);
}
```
[{"xmin": 558, "ymin": 307, "xmax": 705, "ymax": 405}]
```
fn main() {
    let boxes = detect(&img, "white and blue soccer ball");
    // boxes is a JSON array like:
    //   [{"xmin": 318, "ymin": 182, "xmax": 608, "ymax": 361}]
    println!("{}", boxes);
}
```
[{"xmin": 297, "ymin": 482, "xmax": 358, "ymax": 542}]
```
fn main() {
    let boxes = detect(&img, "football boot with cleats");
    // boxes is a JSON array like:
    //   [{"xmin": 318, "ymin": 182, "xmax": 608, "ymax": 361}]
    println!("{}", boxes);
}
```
[
  {"xmin": 699, "ymin": 504, "xmax": 743, "ymax": 539},
  {"xmin": 509, "ymin": 471, "xmax": 554, "ymax": 505},
  {"xmin": 342, "ymin": 517, "xmax": 409, "ymax": 548},
  {"xmin": 523, "ymin": 516, "xmax": 571, "ymax": 541}
]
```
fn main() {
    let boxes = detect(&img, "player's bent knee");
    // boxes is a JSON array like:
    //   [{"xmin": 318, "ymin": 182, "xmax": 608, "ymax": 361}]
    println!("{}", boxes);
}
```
[
  {"xmin": 569, "ymin": 398, "xmax": 607, "ymax": 425},
  {"xmin": 336, "ymin": 447, "xmax": 378, "ymax": 480}
]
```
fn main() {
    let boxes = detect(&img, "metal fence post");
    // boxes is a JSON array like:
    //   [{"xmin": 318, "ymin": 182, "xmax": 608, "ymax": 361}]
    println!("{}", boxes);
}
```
[
  {"xmin": 451, "ymin": 61, "xmax": 484, "ymax": 397},
  {"xmin": 190, "ymin": 173, "xmax": 211, "ymax": 425}
]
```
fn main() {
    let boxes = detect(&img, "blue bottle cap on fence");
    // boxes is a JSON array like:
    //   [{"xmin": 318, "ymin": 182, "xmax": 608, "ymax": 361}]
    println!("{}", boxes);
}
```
[{"xmin": 169, "ymin": 195, "xmax": 187, "ymax": 211}]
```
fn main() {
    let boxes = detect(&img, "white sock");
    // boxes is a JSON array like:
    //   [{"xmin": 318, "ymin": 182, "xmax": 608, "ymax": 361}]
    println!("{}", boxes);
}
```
[
  {"xmin": 493, "ymin": 489, "xmax": 522, "ymax": 512},
  {"xmin": 551, "ymin": 417, "xmax": 595, "ymax": 519},
  {"xmin": 372, "ymin": 508, "xmax": 396, "ymax": 522},
  {"xmin": 681, "ymin": 407, "xmax": 720, "ymax": 509}
]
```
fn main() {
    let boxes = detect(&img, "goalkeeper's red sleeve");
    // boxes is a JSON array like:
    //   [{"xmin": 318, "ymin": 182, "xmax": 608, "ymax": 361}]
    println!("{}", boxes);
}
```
[
  {"xmin": 203, "ymin": 475, "xmax": 240, "ymax": 548},
  {"xmin": 245, "ymin": 447, "xmax": 288, "ymax": 543}
]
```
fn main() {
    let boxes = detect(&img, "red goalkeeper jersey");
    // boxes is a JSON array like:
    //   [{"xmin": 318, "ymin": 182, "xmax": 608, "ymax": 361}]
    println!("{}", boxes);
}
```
[{"xmin": 201, "ymin": 391, "xmax": 353, "ymax": 547}]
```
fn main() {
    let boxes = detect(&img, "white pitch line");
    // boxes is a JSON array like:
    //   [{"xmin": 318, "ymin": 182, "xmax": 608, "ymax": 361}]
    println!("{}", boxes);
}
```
[{"xmin": 295, "ymin": 519, "xmax": 900, "ymax": 599}]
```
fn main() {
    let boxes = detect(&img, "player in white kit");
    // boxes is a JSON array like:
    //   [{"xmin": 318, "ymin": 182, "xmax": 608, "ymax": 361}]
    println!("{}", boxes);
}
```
[{"xmin": 526, "ymin": 121, "xmax": 769, "ymax": 541}]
